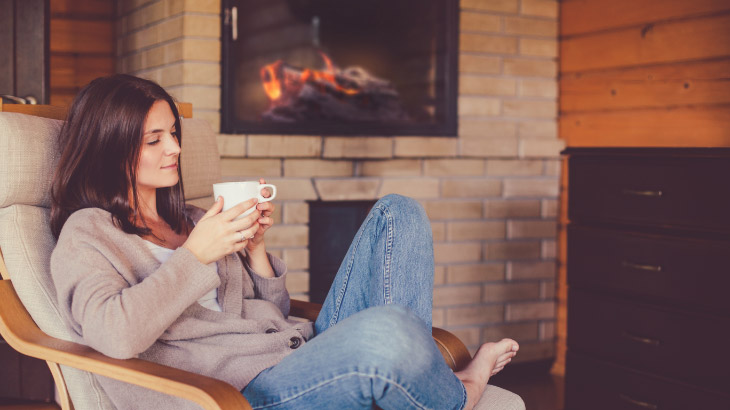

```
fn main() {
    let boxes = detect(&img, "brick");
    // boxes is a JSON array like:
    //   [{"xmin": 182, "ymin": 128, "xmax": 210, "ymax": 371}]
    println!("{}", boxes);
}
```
[
  {"xmin": 483, "ymin": 323, "xmax": 539, "ymax": 342},
  {"xmin": 508, "ymin": 261, "xmax": 556, "ymax": 280},
  {"xmin": 183, "ymin": 63, "xmax": 220, "ymax": 86},
  {"xmin": 217, "ymin": 135, "xmax": 246, "ymax": 157},
  {"xmin": 521, "ymin": 0, "xmax": 559, "ymax": 18},
  {"xmin": 378, "ymin": 178, "xmax": 440, "ymax": 199},
  {"xmin": 424, "ymin": 159, "xmax": 485, "ymax": 177},
  {"xmin": 448, "ymin": 221, "xmax": 506, "ymax": 241},
  {"xmin": 446, "ymin": 305, "xmax": 504, "ymax": 326},
  {"xmin": 512, "ymin": 341, "xmax": 555, "ymax": 363},
  {"xmin": 486, "ymin": 159, "xmax": 543, "ymax": 176},
  {"xmin": 508, "ymin": 220, "xmax": 557, "ymax": 239},
  {"xmin": 264, "ymin": 225, "xmax": 308, "ymax": 247},
  {"xmin": 285, "ymin": 271, "xmax": 309, "ymax": 294},
  {"xmin": 519, "ymin": 79, "xmax": 558, "ymax": 98},
  {"xmin": 424, "ymin": 200, "xmax": 483, "ymax": 220},
  {"xmin": 540, "ymin": 321, "xmax": 556, "ymax": 340},
  {"xmin": 503, "ymin": 58, "xmax": 557, "ymax": 77},
  {"xmin": 447, "ymin": 263, "xmax": 505, "ymax": 284},
  {"xmin": 460, "ymin": 76, "xmax": 517, "ymax": 96},
  {"xmin": 483, "ymin": 282, "xmax": 540, "ymax": 302},
  {"xmin": 182, "ymin": 14, "xmax": 220, "ymax": 37},
  {"xmin": 460, "ymin": 137, "xmax": 519, "ymax": 157},
  {"xmin": 541, "ymin": 280, "xmax": 556, "ymax": 299},
  {"xmin": 220, "ymin": 158, "xmax": 281, "ymax": 177},
  {"xmin": 434, "ymin": 285, "xmax": 482, "ymax": 307},
  {"xmin": 460, "ymin": 33, "xmax": 518, "ymax": 54},
  {"xmin": 449, "ymin": 327, "xmax": 481, "ymax": 348},
  {"xmin": 193, "ymin": 111, "xmax": 220, "ymax": 134},
  {"xmin": 167, "ymin": 85, "xmax": 220, "ymax": 110},
  {"xmin": 144, "ymin": 46, "xmax": 165, "ymax": 68},
  {"xmin": 283, "ymin": 248, "xmax": 309, "ymax": 270},
  {"xmin": 503, "ymin": 100, "xmax": 556, "ymax": 119},
  {"xmin": 248, "ymin": 136, "xmax": 322, "ymax": 158},
  {"xmin": 459, "ymin": 120, "xmax": 517, "ymax": 139},
  {"xmin": 433, "ymin": 308, "xmax": 446, "ymax": 327},
  {"xmin": 506, "ymin": 301, "xmax": 555, "ymax": 321},
  {"xmin": 315, "ymin": 178, "xmax": 380, "ymax": 201},
  {"xmin": 543, "ymin": 159, "xmax": 561, "ymax": 176},
  {"xmin": 159, "ymin": 64, "xmax": 184, "ymax": 87},
  {"xmin": 520, "ymin": 138, "xmax": 565, "ymax": 158},
  {"xmin": 503, "ymin": 178, "xmax": 559, "ymax": 197},
  {"xmin": 485, "ymin": 200, "xmax": 542, "ymax": 218},
  {"xmin": 361, "ymin": 160, "xmax": 421, "ymax": 177},
  {"xmin": 434, "ymin": 242, "xmax": 482, "ymax": 264},
  {"xmin": 284, "ymin": 159, "xmax": 353, "ymax": 177},
  {"xmin": 461, "ymin": 0, "xmax": 519, "ymax": 13},
  {"xmin": 518, "ymin": 120, "xmax": 557, "ymax": 139},
  {"xmin": 442, "ymin": 179, "xmax": 502, "ymax": 198},
  {"xmin": 180, "ymin": 39, "xmax": 221, "ymax": 62},
  {"xmin": 459, "ymin": 54, "xmax": 501, "ymax": 75},
  {"xmin": 394, "ymin": 137, "xmax": 458, "ymax": 157},
  {"xmin": 182, "ymin": 0, "xmax": 220, "ymax": 13},
  {"xmin": 434, "ymin": 265, "xmax": 446, "ymax": 285},
  {"xmin": 542, "ymin": 240, "xmax": 557, "ymax": 259},
  {"xmin": 520, "ymin": 38, "xmax": 558, "ymax": 58},
  {"xmin": 541, "ymin": 199, "xmax": 559, "ymax": 218},
  {"xmin": 283, "ymin": 202, "xmax": 309, "ymax": 224},
  {"xmin": 485, "ymin": 241, "xmax": 542, "ymax": 260},
  {"xmin": 157, "ymin": 17, "xmax": 184, "ymax": 43},
  {"xmin": 460, "ymin": 11, "xmax": 501, "ymax": 33},
  {"xmin": 247, "ymin": 178, "xmax": 317, "ymax": 201},
  {"xmin": 504, "ymin": 16, "xmax": 558, "ymax": 37},
  {"xmin": 323, "ymin": 137, "xmax": 392, "ymax": 159},
  {"xmin": 432, "ymin": 222, "xmax": 446, "ymax": 242},
  {"xmin": 458, "ymin": 96, "xmax": 501, "ymax": 117}
]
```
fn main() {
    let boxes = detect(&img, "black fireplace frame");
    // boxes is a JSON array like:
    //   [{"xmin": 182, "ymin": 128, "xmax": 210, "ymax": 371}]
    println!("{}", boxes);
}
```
[{"xmin": 220, "ymin": 0, "xmax": 459, "ymax": 136}]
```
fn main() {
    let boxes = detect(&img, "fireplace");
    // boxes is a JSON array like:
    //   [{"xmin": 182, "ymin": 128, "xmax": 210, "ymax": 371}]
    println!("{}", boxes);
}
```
[{"xmin": 221, "ymin": 0, "xmax": 459, "ymax": 136}]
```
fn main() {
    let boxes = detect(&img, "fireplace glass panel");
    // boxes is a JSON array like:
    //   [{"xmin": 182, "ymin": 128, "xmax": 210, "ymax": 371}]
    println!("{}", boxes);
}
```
[{"xmin": 222, "ymin": 0, "xmax": 458, "ymax": 136}]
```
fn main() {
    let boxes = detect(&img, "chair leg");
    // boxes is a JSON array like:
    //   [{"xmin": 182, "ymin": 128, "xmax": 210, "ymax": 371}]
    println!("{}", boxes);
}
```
[{"xmin": 47, "ymin": 361, "xmax": 74, "ymax": 410}]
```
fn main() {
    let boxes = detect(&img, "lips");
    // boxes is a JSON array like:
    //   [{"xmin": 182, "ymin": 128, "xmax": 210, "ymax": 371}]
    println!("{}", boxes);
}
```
[{"xmin": 161, "ymin": 163, "xmax": 178, "ymax": 169}]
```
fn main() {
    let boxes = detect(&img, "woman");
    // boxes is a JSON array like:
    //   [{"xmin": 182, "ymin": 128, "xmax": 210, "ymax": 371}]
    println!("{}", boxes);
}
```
[{"xmin": 50, "ymin": 74, "xmax": 518, "ymax": 410}]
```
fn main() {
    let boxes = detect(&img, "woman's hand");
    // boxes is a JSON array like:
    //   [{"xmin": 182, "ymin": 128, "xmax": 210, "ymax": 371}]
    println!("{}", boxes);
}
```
[
  {"xmin": 246, "ymin": 178, "xmax": 276, "ymax": 253},
  {"xmin": 182, "ymin": 197, "xmax": 261, "ymax": 265}
]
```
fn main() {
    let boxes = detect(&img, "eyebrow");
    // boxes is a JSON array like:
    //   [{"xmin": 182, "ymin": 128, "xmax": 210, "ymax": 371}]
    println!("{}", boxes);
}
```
[{"xmin": 143, "ymin": 125, "xmax": 176, "ymax": 136}]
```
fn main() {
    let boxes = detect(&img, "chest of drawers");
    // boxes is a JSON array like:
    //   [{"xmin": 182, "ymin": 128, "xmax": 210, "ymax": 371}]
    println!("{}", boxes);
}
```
[{"xmin": 563, "ymin": 148, "xmax": 730, "ymax": 410}]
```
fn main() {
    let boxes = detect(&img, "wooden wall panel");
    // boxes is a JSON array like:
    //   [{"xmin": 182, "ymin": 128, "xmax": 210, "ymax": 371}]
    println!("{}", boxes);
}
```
[
  {"xmin": 562, "ymin": 0, "xmax": 730, "ymax": 37},
  {"xmin": 561, "ymin": 13, "xmax": 730, "ymax": 73}
]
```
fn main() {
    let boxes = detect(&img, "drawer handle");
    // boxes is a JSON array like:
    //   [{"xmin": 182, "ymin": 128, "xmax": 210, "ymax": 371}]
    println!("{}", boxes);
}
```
[
  {"xmin": 622, "ymin": 331, "xmax": 661, "ymax": 347},
  {"xmin": 622, "ymin": 189, "xmax": 663, "ymax": 197},
  {"xmin": 618, "ymin": 393, "xmax": 658, "ymax": 409},
  {"xmin": 622, "ymin": 261, "xmax": 662, "ymax": 272}
]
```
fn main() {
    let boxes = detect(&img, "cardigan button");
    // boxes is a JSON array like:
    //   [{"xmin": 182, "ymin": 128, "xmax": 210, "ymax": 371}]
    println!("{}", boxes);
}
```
[
  {"xmin": 265, "ymin": 328, "xmax": 278, "ymax": 334},
  {"xmin": 289, "ymin": 337, "xmax": 301, "ymax": 349}
]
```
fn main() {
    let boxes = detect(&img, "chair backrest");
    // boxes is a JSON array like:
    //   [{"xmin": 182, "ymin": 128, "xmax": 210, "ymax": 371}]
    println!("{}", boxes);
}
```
[{"xmin": 0, "ymin": 104, "xmax": 220, "ymax": 409}]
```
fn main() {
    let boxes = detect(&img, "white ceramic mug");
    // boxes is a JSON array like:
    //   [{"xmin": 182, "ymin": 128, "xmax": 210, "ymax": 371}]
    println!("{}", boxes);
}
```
[{"xmin": 213, "ymin": 181, "xmax": 277, "ymax": 219}]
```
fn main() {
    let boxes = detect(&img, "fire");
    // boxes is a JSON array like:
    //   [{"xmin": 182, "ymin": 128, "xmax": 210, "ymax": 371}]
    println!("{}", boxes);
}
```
[{"xmin": 260, "ymin": 52, "xmax": 360, "ymax": 103}]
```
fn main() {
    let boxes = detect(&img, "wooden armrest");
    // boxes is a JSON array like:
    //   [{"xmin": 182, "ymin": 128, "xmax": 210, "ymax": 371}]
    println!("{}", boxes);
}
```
[
  {"xmin": 0, "ymin": 280, "xmax": 250, "ymax": 410},
  {"xmin": 289, "ymin": 299, "xmax": 472, "ymax": 371}
]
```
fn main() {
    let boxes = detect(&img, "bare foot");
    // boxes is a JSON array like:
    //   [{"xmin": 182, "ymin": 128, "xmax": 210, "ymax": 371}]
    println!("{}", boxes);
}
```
[{"xmin": 454, "ymin": 338, "xmax": 519, "ymax": 410}]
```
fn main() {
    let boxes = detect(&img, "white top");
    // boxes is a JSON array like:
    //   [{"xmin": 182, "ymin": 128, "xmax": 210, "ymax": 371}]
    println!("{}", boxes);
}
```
[{"xmin": 143, "ymin": 240, "xmax": 223, "ymax": 312}]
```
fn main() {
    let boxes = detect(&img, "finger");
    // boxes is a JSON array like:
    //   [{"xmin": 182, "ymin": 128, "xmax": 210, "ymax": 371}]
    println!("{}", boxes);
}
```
[
  {"xmin": 231, "ymin": 209, "xmax": 262, "ymax": 232},
  {"xmin": 257, "ymin": 201, "xmax": 274, "ymax": 212},
  {"xmin": 241, "ymin": 222, "xmax": 260, "ymax": 239},
  {"xmin": 201, "ymin": 197, "xmax": 223, "ymax": 220},
  {"xmin": 257, "ymin": 216, "xmax": 274, "ymax": 227},
  {"xmin": 222, "ymin": 198, "xmax": 258, "ymax": 221}
]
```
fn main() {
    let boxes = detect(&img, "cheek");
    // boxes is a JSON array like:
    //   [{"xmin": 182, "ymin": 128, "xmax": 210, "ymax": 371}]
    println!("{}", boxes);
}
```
[{"xmin": 137, "ymin": 151, "xmax": 158, "ymax": 178}]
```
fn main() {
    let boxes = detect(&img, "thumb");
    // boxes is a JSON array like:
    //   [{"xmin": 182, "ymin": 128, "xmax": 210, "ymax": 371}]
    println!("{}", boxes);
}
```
[{"xmin": 201, "ymin": 197, "xmax": 223, "ymax": 221}]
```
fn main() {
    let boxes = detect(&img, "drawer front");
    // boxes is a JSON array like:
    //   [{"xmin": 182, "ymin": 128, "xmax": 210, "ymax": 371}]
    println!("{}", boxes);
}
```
[
  {"xmin": 567, "ymin": 225, "xmax": 730, "ymax": 312},
  {"xmin": 568, "ymin": 289, "xmax": 730, "ymax": 392},
  {"xmin": 568, "ymin": 156, "xmax": 730, "ymax": 231},
  {"xmin": 565, "ymin": 352, "xmax": 730, "ymax": 410}
]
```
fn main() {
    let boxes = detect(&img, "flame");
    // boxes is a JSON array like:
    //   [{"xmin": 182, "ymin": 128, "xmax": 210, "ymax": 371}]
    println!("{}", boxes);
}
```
[{"xmin": 260, "ymin": 52, "xmax": 360, "ymax": 103}]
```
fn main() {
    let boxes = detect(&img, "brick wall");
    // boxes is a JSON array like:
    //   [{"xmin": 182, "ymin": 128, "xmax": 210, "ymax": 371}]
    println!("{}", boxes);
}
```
[{"xmin": 117, "ymin": 0, "xmax": 562, "ymax": 362}]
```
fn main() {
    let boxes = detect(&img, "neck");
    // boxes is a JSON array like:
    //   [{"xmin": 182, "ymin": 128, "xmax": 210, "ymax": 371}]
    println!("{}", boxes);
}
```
[{"xmin": 135, "ymin": 187, "xmax": 160, "ymax": 223}]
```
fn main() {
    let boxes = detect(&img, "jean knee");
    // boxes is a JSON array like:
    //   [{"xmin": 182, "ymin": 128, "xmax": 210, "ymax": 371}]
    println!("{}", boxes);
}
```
[{"xmin": 375, "ymin": 194, "xmax": 430, "ymax": 231}]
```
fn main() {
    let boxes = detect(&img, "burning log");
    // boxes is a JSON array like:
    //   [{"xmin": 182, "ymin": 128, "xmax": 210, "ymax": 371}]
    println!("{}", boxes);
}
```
[{"xmin": 259, "ymin": 52, "xmax": 410, "ymax": 123}]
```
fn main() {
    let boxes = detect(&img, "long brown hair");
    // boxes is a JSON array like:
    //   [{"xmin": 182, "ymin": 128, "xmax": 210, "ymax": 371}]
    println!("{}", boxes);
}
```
[{"xmin": 50, "ymin": 74, "xmax": 186, "ymax": 239}]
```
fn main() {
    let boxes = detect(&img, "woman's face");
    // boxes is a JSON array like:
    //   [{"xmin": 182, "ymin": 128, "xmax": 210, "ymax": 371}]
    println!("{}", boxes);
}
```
[{"xmin": 136, "ymin": 100, "xmax": 181, "ymax": 193}]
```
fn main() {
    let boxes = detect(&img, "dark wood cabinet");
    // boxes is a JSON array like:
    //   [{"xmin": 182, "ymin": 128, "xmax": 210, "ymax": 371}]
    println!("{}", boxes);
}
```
[
  {"xmin": 563, "ymin": 148, "xmax": 730, "ymax": 409},
  {"xmin": 0, "ymin": 337, "xmax": 55, "ymax": 403}
]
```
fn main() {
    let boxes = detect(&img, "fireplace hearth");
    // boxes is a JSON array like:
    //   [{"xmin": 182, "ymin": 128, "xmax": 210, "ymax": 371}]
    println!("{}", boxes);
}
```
[{"xmin": 222, "ymin": 0, "xmax": 458, "ymax": 136}]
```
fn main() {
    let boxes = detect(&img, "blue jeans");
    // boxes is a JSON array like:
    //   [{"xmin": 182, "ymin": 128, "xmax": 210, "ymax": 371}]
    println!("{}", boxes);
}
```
[{"xmin": 242, "ymin": 194, "xmax": 467, "ymax": 409}]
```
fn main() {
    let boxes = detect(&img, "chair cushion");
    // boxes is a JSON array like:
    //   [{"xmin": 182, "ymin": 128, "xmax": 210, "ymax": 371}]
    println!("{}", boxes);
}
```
[
  {"xmin": 476, "ymin": 384, "xmax": 526, "ymax": 410},
  {"xmin": 180, "ymin": 118, "xmax": 221, "ymax": 203}
]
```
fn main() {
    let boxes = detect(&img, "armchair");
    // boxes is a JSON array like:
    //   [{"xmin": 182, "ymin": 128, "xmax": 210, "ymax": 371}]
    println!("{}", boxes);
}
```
[{"xmin": 0, "ymin": 102, "xmax": 524, "ymax": 410}]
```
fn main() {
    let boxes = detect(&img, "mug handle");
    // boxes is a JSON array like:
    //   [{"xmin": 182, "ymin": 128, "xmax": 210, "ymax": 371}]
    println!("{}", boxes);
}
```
[{"xmin": 257, "ymin": 184, "xmax": 277, "ymax": 202}]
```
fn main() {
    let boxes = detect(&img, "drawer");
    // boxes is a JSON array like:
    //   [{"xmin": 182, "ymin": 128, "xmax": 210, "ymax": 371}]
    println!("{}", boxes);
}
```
[
  {"xmin": 567, "ymin": 225, "xmax": 730, "ymax": 312},
  {"xmin": 568, "ymin": 155, "xmax": 730, "ymax": 231},
  {"xmin": 567, "ymin": 289, "xmax": 730, "ymax": 393},
  {"xmin": 565, "ymin": 352, "xmax": 730, "ymax": 410}
]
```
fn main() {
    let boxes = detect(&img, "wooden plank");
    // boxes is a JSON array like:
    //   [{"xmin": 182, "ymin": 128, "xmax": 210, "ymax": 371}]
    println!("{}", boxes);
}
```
[
  {"xmin": 561, "ymin": 0, "xmax": 730, "ymax": 37},
  {"xmin": 560, "ymin": 105, "xmax": 730, "ymax": 147},
  {"xmin": 561, "ymin": 58, "xmax": 730, "ymax": 112},
  {"xmin": 50, "ymin": 54, "xmax": 114, "ymax": 89},
  {"xmin": 0, "ymin": 0, "xmax": 14, "ymax": 96},
  {"xmin": 50, "ymin": 0, "xmax": 113, "ymax": 18},
  {"xmin": 560, "ymin": 13, "xmax": 730, "ymax": 73},
  {"xmin": 49, "ymin": 19, "xmax": 113, "ymax": 54},
  {"xmin": 0, "ymin": 102, "xmax": 193, "ymax": 120}
]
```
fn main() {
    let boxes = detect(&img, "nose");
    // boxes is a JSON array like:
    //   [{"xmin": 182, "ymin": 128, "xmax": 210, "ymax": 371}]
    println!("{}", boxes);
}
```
[{"xmin": 164, "ymin": 133, "xmax": 181, "ymax": 156}]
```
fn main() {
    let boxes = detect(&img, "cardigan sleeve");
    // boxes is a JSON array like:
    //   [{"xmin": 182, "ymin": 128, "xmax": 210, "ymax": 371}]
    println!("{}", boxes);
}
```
[
  {"xmin": 242, "ymin": 252, "xmax": 290, "ymax": 317},
  {"xmin": 51, "ymin": 210, "xmax": 221, "ymax": 359}
]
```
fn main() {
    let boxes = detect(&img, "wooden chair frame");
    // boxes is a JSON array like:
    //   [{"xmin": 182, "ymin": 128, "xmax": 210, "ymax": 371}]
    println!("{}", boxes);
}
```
[{"xmin": 0, "ymin": 103, "xmax": 472, "ymax": 410}]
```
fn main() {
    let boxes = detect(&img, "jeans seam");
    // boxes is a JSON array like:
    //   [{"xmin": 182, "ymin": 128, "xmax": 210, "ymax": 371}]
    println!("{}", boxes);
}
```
[
  {"xmin": 250, "ymin": 371, "xmax": 433, "ymax": 410},
  {"xmin": 381, "ymin": 204, "xmax": 393, "ymax": 305}
]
